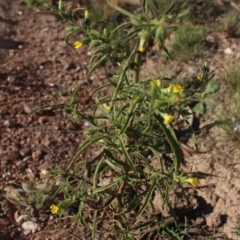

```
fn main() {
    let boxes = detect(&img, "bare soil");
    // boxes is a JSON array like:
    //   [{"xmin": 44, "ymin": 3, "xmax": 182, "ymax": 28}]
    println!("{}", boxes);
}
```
[{"xmin": 1, "ymin": 1, "xmax": 240, "ymax": 240}]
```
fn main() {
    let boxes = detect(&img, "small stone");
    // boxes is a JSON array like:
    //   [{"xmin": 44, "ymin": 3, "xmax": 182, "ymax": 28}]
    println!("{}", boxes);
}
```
[
  {"xmin": 22, "ymin": 103, "xmax": 31, "ymax": 114},
  {"xmin": 20, "ymin": 147, "xmax": 31, "ymax": 157},
  {"xmin": 22, "ymin": 221, "xmax": 39, "ymax": 233},
  {"xmin": 3, "ymin": 120, "xmax": 11, "ymax": 127},
  {"xmin": 23, "ymin": 230, "xmax": 31, "ymax": 236},
  {"xmin": 42, "ymin": 138, "xmax": 51, "ymax": 147},
  {"xmin": 84, "ymin": 121, "xmax": 90, "ymax": 127},
  {"xmin": 38, "ymin": 116, "xmax": 48, "ymax": 125},
  {"xmin": 224, "ymin": 47, "xmax": 233, "ymax": 55},
  {"xmin": 11, "ymin": 143, "xmax": 21, "ymax": 152},
  {"xmin": 16, "ymin": 161, "xmax": 27, "ymax": 170},
  {"xmin": 16, "ymin": 214, "xmax": 29, "ymax": 224},
  {"xmin": 66, "ymin": 122, "xmax": 79, "ymax": 130},
  {"xmin": 196, "ymin": 217, "xmax": 205, "ymax": 226},
  {"xmin": 23, "ymin": 156, "xmax": 32, "ymax": 162},
  {"xmin": 32, "ymin": 150, "xmax": 43, "ymax": 161},
  {"xmin": 7, "ymin": 75, "xmax": 16, "ymax": 83},
  {"xmin": 26, "ymin": 168, "xmax": 35, "ymax": 181}
]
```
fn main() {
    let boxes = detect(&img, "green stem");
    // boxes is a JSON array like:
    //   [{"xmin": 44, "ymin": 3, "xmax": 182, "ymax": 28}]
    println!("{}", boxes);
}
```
[{"xmin": 133, "ymin": 51, "xmax": 142, "ymax": 84}]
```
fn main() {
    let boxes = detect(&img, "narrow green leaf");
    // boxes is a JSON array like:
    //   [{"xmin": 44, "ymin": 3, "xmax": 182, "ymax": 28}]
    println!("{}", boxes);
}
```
[
  {"xmin": 119, "ymin": 103, "xmax": 139, "ymax": 135},
  {"xmin": 163, "ymin": 45, "xmax": 173, "ymax": 60},
  {"xmin": 30, "ymin": 103, "xmax": 63, "ymax": 115},
  {"xmin": 91, "ymin": 178, "xmax": 121, "ymax": 194},
  {"xmin": 146, "ymin": 0, "xmax": 159, "ymax": 18},
  {"xmin": 110, "ymin": 22, "xmax": 132, "ymax": 40},
  {"xmin": 154, "ymin": 113, "xmax": 182, "ymax": 172},
  {"xmin": 91, "ymin": 82, "xmax": 111, "ymax": 95},
  {"xmin": 137, "ymin": 177, "xmax": 156, "ymax": 217},
  {"xmin": 107, "ymin": 0, "xmax": 138, "ymax": 20},
  {"xmin": 104, "ymin": 149, "xmax": 130, "ymax": 169},
  {"xmin": 88, "ymin": 54, "xmax": 108, "ymax": 77},
  {"xmin": 93, "ymin": 156, "xmax": 105, "ymax": 188},
  {"xmin": 68, "ymin": 134, "xmax": 108, "ymax": 170},
  {"xmin": 64, "ymin": 32, "xmax": 74, "ymax": 47},
  {"xmin": 119, "ymin": 136, "xmax": 137, "ymax": 174},
  {"xmin": 71, "ymin": 7, "xmax": 86, "ymax": 18},
  {"xmin": 165, "ymin": 0, "xmax": 175, "ymax": 15}
]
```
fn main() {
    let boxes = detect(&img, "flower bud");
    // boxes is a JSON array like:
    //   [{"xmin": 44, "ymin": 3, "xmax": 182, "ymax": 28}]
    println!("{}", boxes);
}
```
[
  {"xmin": 138, "ymin": 30, "xmax": 150, "ymax": 53},
  {"xmin": 58, "ymin": 0, "xmax": 65, "ymax": 11},
  {"xmin": 154, "ymin": 24, "xmax": 166, "ymax": 48},
  {"xmin": 84, "ymin": 9, "xmax": 91, "ymax": 26}
]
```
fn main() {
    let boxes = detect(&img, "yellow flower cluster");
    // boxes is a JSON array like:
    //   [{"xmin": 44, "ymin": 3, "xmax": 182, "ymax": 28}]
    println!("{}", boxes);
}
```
[
  {"xmin": 167, "ymin": 84, "xmax": 183, "ymax": 93},
  {"xmin": 74, "ymin": 41, "xmax": 83, "ymax": 49},
  {"xmin": 197, "ymin": 75, "xmax": 203, "ymax": 82},
  {"xmin": 150, "ymin": 79, "xmax": 161, "ymax": 89},
  {"xmin": 104, "ymin": 104, "xmax": 111, "ymax": 113},
  {"xmin": 50, "ymin": 204, "xmax": 59, "ymax": 214},
  {"xmin": 138, "ymin": 45, "xmax": 145, "ymax": 53},
  {"xmin": 163, "ymin": 114, "xmax": 175, "ymax": 125},
  {"xmin": 187, "ymin": 177, "xmax": 198, "ymax": 187}
]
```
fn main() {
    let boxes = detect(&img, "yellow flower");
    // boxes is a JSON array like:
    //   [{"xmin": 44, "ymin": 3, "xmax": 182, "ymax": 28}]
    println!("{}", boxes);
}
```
[
  {"xmin": 50, "ymin": 204, "xmax": 59, "ymax": 214},
  {"xmin": 138, "ymin": 45, "xmax": 145, "ymax": 53},
  {"xmin": 103, "ymin": 104, "xmax": 111, "ymax": 113},
  {"xmin": 187, "ymin": 178, "xmax": 198, "ymax": 187},
  {"xmin": 197, "ymin": 75, "xmax": 203, "ymax": 82},
  {"xmin": 150, "ymin": 79, "xmax": 161, "ymax": 88},
  {"xmin": 164, "ymin": 114, "xmax": 175, "ymax": 124},
  {"xmin": 74, "ymin": 41, "xmax": 83, "ymax": 49},
  {"xmin": 167, "ymin": 84, "xmax": 183, "ymax": 93}
]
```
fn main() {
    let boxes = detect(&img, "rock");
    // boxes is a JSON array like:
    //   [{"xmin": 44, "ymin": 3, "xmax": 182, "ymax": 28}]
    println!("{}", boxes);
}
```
[
  {"xmin": 42, "ymin": 138, "xmax": 51, "ymax": 147},
  {"xmin": 16, "ymin": 160, "xmax": 27, "ymax": 170},
  {"xmin": 32, "ymin": 150, "xmax": 43, "ymax": 161},
  {"xmin": 22, "ymin": 221, "xmax": 39, "ymax": 233},
  {"xmin": 22, "ymin": 103, "xmax": 31, "ymax": 114},
  {"xmin": 26, "ymin": 168, "xmax": 36, "ymax": 181},
  {"xmin": 7, "ymin": 75, "xmax": 16, "ymax": 83},
  {"xmin": 11, "ymin": 143, "xmax": 21, "ymax": 152},
  {"xmin": 15, "ymin": 214, "xmax": 29, "ymax": 224},
  {"xmin": 20, "ymin": 147, "xmax": 31, "ymax": 157},
  {"xmin": 224, "ymin": 47, "xmax": 233, "ymax": 55},
  {"xmin": 3, "ymin": 120, "xmax": 12, "ymax": 127},
  {"xmin": 66, "ymin": 122, "xmax": 79, "ymax": 130}
]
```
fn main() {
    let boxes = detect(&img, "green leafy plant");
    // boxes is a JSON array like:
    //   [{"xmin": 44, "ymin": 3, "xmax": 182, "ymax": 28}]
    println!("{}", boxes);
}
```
[
  {"xmin": 216, "ymin": 63, "xmax": 240, "ymax": 144},
  {"xmin": 170, "ymin": 24, "xmax": 207, "ymax": 62},
  {"xmin": 25, "ymin": 0, "xmax": 219, "ymax": 238},
  {"xmin": 219, "ymin": 11, "xmax": 240, "ymax": 37}
]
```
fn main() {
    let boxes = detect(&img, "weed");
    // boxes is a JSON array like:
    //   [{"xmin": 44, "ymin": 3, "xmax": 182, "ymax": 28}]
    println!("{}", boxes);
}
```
[
  {"xmin": 170, "ymin": 24, "xmax": 207, "ymax": 62},
  {"xmin": 219, "ymin": 11, "xmax": 240, "ymax": 37},
  {"xmin": 24, "ymin": 0, "xmax": 219, "ymax": 238}
]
